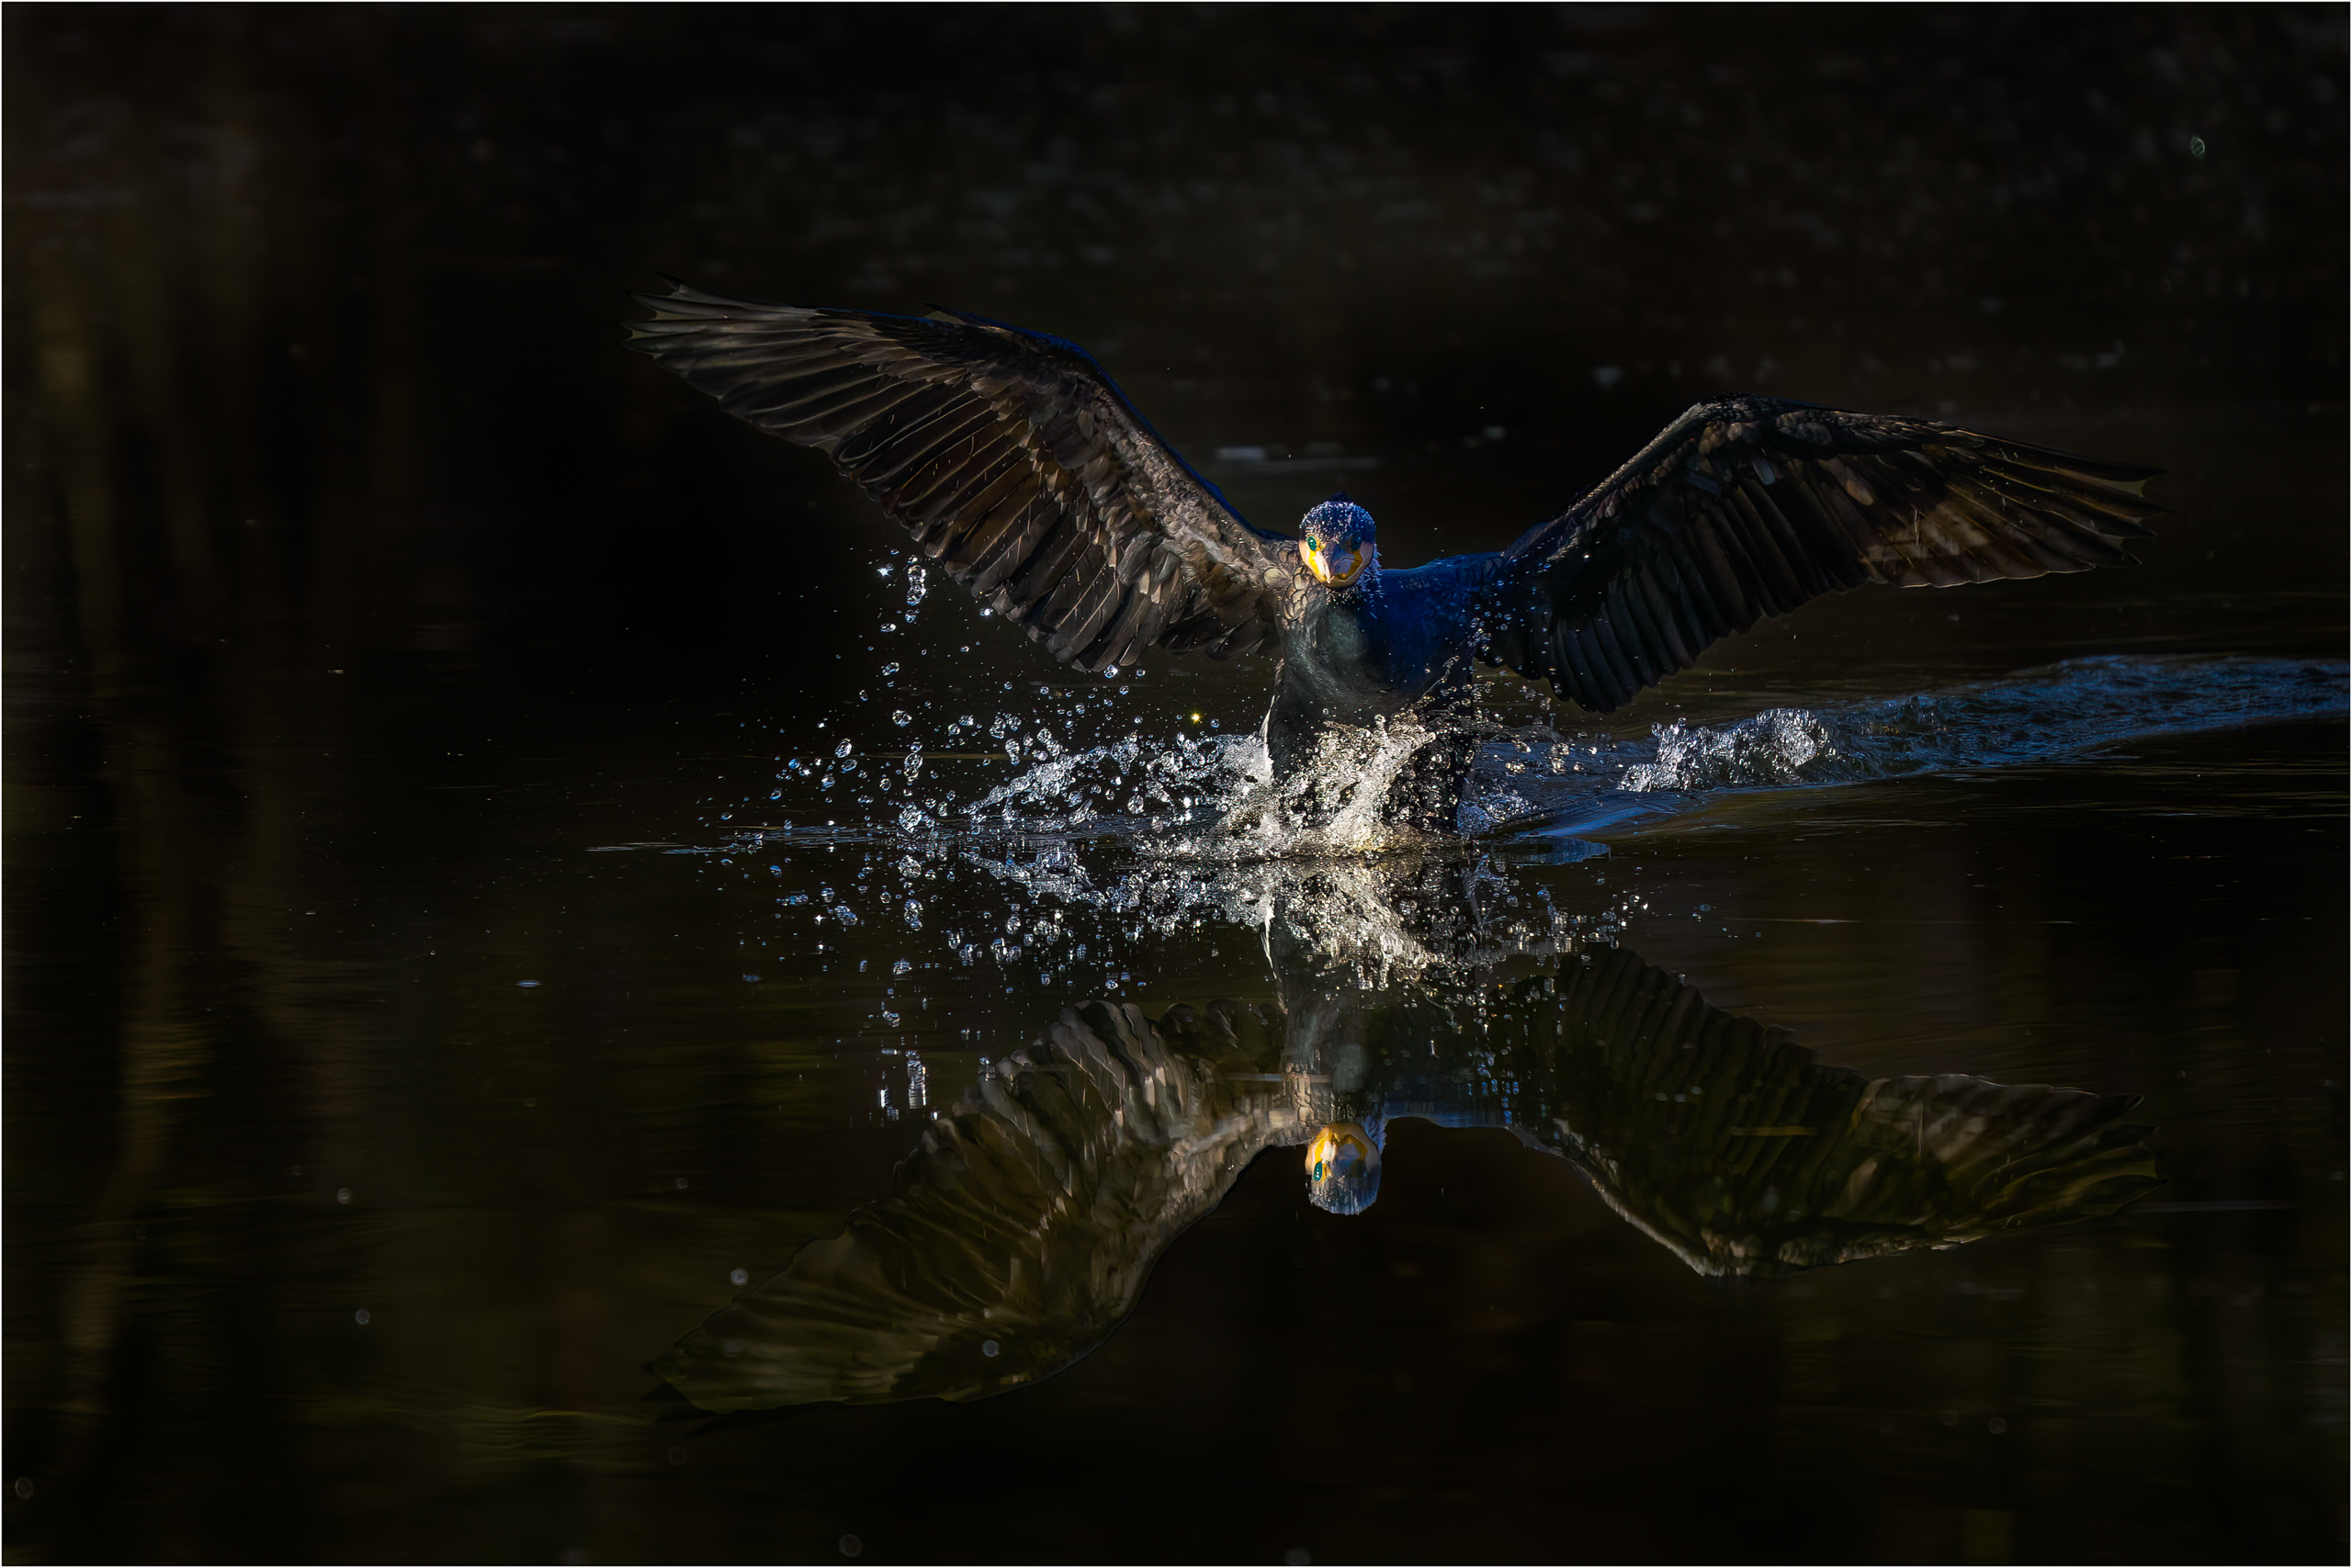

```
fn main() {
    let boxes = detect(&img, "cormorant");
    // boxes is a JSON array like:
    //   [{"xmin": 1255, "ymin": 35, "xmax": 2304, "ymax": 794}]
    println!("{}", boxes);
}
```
[{"xmin": 628, "ymin": 282, "xmax": 2162, "ymax": 830}]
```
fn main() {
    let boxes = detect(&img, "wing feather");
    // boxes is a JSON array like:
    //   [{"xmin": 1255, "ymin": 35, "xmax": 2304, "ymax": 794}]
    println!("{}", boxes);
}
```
[
  {"xmin": 628, "ymin": 283, "xmax": 1297, "ymax": 671},
  {"xmin": 1478, "ymin": 398, "xmax": 2161, "ymax": 711},
  {"xmin": 651, "ymin": 999, "xmax": 1290, "ymax": 1410}
]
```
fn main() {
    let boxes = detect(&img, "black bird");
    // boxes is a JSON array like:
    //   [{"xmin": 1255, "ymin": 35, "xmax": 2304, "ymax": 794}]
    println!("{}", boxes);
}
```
[{"xmin": 628, "ymin": 282, "xmax": 2162, "ymax": 829}]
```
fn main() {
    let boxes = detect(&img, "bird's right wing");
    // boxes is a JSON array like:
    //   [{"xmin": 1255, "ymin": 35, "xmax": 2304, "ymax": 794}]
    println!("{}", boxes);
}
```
[
  {"xmin": 628, "ymin": 281, "xmax": 1302, "ymax": 670},
  {"xmin": 1474, "ymin": 398, "xmax": 2165, "ymax": 712}
]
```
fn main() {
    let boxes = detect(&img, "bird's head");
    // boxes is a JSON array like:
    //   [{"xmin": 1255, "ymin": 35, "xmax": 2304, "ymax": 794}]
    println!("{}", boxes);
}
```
[
  {"xmin": 1298, "ymin": 495, "xmax": 1378, "ymax": 591},
  {"xmin": 1305, "ymin": 1121, "xmax": 1384, "ymax": 1215}
]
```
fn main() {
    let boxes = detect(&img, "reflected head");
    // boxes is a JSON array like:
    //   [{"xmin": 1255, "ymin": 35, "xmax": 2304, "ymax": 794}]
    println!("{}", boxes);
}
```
[
  {"xmin": 1306, "ymin": 1121, "xmax": 1384, "ymax": 1215},
  {"xmin": 1298, "ymin": 494, "xmax": 1377, "ymax": 589}
]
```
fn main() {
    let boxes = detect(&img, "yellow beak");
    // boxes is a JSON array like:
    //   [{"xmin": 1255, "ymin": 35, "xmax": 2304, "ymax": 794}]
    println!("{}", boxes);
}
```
[
  {"xmin": 1300, "ymin": 538, "xmax": 1369, "ymax": 587},
  {"xmin": 1306, "ymin": 1124, "xmax": 1374, "ymax": 1178}
]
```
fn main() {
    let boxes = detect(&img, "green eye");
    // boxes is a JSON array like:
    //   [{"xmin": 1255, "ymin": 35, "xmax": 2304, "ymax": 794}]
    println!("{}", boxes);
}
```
[{"xmin": 1313, "ymin": 1161, "xmax": 1326, "ymax": 1180}]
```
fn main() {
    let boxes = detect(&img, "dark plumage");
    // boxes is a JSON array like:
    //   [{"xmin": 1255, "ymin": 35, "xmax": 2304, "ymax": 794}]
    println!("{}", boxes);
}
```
[{"xmin": 629, "ymin": 282, "xmax": 2163, "ymax": 824}]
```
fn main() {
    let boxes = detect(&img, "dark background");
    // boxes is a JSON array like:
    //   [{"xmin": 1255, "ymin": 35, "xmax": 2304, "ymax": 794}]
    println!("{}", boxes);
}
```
[
  {"xmin": 6, "ymin": 6, "xmax": 2346, "ymax": 1565},
  {"xmin": 7, "ymin": 3, "xmax": 2344, "ymax": 672}
]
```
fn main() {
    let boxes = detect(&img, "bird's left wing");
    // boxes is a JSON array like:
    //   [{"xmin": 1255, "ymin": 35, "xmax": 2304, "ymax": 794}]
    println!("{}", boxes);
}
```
[
  {"xmin": 652, "ymin": 999, "xmax": 1293, "ymax": 1410},
  {"xmin": 628, "ymin": 282, "xmax": 1299, "ymax": 669},
  {"xmin": 1474, "ymin": 398, "xmax": 2164, "ymax": 712}
]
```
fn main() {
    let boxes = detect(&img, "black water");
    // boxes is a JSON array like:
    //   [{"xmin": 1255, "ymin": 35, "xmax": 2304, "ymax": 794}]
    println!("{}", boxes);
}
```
[{"xmin": 6, "ymin": 8, "xmax": 2346, "ymax": 1565}]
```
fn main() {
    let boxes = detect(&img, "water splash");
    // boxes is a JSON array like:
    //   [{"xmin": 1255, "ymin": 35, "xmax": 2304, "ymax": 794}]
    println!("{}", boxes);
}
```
[
  {"xmin": 943, "ymin": 710, "xmax": 1529, "ymax": 859},
  {"xmin": 734, "ymin": 653, "xmax": 2345, "ymax": 865},
  {"xmin": 961, "ymin": 728, "xmax": 1248, "ymax": 835},
  {"xmin": 689, "ymin": 655, "xmax": 2343, "ymax": 996},
  {"xmin": 1621, "ymin": 708, "xmax": 1842, "ymax": 793},
  {"xmin": 1618, "ymin": 655, "xmax": 2345, "ymax": 795}
]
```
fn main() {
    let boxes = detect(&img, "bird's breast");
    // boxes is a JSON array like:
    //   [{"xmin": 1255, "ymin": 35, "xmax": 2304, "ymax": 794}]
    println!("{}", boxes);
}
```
[{"xmin": 1279, "ymin": 597, "xmax": 1434, "ymax": 718}]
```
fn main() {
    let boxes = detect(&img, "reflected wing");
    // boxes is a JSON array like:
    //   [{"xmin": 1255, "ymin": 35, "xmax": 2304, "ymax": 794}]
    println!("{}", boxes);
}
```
[
  {"xmin": 653, "ymin": 999, "xmax": 1290, "ymax": 1411},
  {"xmin": 1476, "ymin": 398, "xmax": 2164, "ymax": 712},
  {"xmin": 1462, "ymin": 952, "xmax": 2161, "ymax": 1275},
  {"xmin": 628, "ymin": 282, "xmax": 1299, "ymax": 669}
]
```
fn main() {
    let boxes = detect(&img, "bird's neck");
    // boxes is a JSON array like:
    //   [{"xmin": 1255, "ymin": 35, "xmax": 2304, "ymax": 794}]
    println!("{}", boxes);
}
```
[{"xmin": 1324, "ymin": 563, "xmax": 1383, "ymax": 613}]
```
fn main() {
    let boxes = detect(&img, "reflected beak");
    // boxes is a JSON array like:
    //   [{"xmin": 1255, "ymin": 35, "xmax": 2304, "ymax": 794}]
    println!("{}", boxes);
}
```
[
  {"xmin": 1306, "ymin": 1125, "xmax": 1374, "ymax": 1179},
  {"xmin": 1300, "ymin": 538, "xmax": 1369, "ymax": 587},
  {"xmin": 1306, "ymin": 1121, "xmax": 1384, "ymax": 1214}
]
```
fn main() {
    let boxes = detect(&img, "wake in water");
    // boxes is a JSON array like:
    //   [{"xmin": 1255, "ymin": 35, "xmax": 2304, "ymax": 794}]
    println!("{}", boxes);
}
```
[
  {"xmin": 699, "ymin": 653, "xmax": 2343, "ymax": 886},
  {"xmin": 852, "ymin": 653, "xmax": 2348, "ymax": 857},
  {"xmin": 1507, "ymin": 652, "xmax": 2346, "ymax": 842}
]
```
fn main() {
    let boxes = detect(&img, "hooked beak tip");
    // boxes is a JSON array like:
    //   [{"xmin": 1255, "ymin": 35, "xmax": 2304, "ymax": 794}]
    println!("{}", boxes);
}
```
[{"xmin": 1301, "ymin": 542, "xmax": 1367, "ymax": 586}]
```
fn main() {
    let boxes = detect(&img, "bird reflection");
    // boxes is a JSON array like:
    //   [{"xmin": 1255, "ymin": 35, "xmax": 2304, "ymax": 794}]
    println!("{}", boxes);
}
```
[{"xmin": 655, "ymin": 858, "xmax": 2157, "ymax": 1412}]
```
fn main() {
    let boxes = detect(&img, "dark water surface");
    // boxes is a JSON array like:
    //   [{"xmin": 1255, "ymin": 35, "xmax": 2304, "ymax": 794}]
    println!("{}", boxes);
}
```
[{"xmin": 7, "ymin": 7, "xmax": 2346, "ymax": 1564}]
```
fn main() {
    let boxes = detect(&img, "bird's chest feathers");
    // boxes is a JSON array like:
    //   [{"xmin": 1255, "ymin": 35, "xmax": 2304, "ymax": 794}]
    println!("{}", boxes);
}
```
[
  {"xmin": 1306, "ymin": 600, "xmax": 1377, "ymax": 669},
  {"xmin": 1291, "ymin": 593, "xmax": 1429, "ymax": 700}
]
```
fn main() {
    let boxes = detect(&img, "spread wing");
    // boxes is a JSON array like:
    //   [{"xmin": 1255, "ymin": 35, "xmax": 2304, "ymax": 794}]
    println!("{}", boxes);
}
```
[
  {"xmin": 1476, "ymin": 398, "xmax": 2165, "ymax": 712},
  {"xmin": 628, "ymin": 281, "xmax": 1299, "ymax": 669},
  {"xmin": 652, "ymin": 999, "xmax": 1294, "ymax": 1411},
  {"xmin": 1473, "ymin": 953, "xmax": 2161, "ymax": 1276}
]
